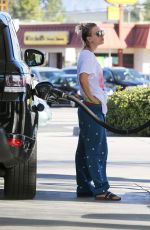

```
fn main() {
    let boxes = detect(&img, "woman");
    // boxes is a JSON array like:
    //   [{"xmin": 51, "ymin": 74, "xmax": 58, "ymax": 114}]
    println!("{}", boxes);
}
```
[{"xmin": 75, "ymin": 23, "xmax": 121, "ymax": 201}]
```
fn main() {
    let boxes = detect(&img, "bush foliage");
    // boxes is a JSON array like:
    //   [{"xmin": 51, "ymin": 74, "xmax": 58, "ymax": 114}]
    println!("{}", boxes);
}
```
[{"xmin": 106, "ymin": 87, "xmax": 150, "ymax": 136}]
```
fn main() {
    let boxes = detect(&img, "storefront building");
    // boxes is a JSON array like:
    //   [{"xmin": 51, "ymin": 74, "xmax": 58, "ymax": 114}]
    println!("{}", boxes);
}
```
[{"xmin": 17, "ymin": 22, "xmax": 150, "ymax": 74}]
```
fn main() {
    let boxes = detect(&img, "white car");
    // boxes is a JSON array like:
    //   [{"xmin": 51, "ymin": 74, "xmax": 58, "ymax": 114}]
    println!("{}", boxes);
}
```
[
  {"xmin": 36, "ymin": 97, "xmax": 52, "ymax": 127},
  {"xmin": 32, "ymin": 79, "xmax": 52, "ymax": 126}
]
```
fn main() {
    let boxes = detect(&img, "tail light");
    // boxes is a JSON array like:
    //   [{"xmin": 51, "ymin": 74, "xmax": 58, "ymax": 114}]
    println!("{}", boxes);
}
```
[
  {"xmin": 7, "ymin": 138, "xmax": 23, "ymax": 147},
  {"xmin": 4, "ymin": 74, "xmax": 26, "ymax": 93}
]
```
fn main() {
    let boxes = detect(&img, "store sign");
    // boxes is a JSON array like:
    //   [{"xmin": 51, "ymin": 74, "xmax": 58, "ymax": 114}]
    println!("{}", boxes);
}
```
[
  {"xmin": 24, "ymin": 31, "xmax": 69, "ymax": 45},
  {"xmin": 108, "ymin": 6, "xmax": 120, "ymax": 20},
  {"xmin": 106, "ymin": 0, "xmax": 137, "ymax": 4}
]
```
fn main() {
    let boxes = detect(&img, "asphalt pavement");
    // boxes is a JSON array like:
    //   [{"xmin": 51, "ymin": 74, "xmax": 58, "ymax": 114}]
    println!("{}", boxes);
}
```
[
  {"xmin": 0, "ymin": 107, "xmax": 150, "ymax": 230},
  {"xmin": 36, "ymin": 107, "xmax": 150, "ymax": 230}
]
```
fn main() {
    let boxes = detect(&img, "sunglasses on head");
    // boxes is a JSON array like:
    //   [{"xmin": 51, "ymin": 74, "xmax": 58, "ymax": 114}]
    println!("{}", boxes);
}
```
[{"xmin": 96, "ymin": 30, "xmax": 105, "ymax": 37}]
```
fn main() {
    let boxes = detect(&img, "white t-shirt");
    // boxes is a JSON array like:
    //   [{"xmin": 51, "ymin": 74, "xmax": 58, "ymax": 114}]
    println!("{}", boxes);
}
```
[{"xmin": 77, "ymin": 49, "xmax": 108, "ymax": 114}]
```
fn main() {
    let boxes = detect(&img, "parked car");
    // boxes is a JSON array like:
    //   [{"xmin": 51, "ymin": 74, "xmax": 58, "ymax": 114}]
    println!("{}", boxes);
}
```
[
  {"xmin": 62, "ymin": 66, "xmax": 77, "ymax": 75},
  {"xmin": 32, "ymin": 79, "xmax": 52, "ymax": 126},
  {"xmin": 51, "ymin": 74, "xmax": 79, "ymax": 94},
  {"xmin": 36, "ymin": 98, "xmax": 52, "ymax": 127},
  {"xmin": 140, "ymin": 73, "xmax": 150, "ymax": 82},
  {"xmin": 0, "ymin": 12, "xmax": 45, "ymax": 199},
  {"xmin": 31, "ymin": 66, "xmax": 64, "ymax": 83},
  {"xmin": 129, "ymin": 68, "xmax": 150, "ymax": 85},
  {"xmin": 103, "ymin": 67, "xmax": 145, "ymax": 91}
]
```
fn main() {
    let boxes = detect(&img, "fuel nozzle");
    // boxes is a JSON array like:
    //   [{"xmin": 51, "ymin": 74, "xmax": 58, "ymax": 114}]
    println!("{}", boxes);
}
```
[{"xmin": 34, "ymin": 82, "xmax": 68, "ymax": 101}]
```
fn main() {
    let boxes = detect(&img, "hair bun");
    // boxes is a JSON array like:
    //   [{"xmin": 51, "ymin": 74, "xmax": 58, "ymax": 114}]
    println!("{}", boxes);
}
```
[
  {"xmin": 75, "ymin": 24, "xmax": 81, "ymax": 34},
  {"xmin": 75, "ymin": 23, "xmax": 87, "ymax": 34},
  {"xmin": 75, "ymin": 22, "xmax": 97, "ymax": 45}
]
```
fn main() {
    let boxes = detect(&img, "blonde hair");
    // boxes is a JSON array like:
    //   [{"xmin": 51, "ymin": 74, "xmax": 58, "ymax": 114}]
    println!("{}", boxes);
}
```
[{"xmin": 75, "ymin": 23, "xmax": 97, "ymax": 47}]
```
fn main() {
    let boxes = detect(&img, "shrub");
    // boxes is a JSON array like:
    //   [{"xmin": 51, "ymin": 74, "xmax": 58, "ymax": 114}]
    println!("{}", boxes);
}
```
[{"xmin": 106, "ymin": 86, "xmax": 150, "ymax": 136}]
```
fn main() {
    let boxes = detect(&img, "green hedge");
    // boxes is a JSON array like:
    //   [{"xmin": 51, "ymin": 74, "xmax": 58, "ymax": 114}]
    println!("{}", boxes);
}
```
[{"xmin": 106, "ymin": 86, "xmax": 150, "ymax": 136}]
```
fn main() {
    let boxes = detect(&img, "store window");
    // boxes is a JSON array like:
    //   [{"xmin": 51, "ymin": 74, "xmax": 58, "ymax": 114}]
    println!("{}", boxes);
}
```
[
  {"xmin": 95, "ymin": 53, "xmax": 134, "ymax": 68},
  {"xmin": 95, "ymin": 53, "xmax": 118, "ymax": 67},
  {"xmin": 123, "ymin": 54, "xmax": 134, "ymax": 68}
]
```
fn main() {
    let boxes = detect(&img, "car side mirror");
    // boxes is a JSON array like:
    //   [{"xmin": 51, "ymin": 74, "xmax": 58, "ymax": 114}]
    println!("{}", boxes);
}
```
[{"xmin": 24, "ymin": 49, "xmax": 45, "ymax": 67}]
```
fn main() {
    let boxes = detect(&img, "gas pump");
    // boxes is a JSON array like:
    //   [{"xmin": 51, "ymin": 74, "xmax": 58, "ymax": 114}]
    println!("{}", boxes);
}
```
[{"xmin": 34, "ymin": 82, "xmax": 150, "ymax": 135}]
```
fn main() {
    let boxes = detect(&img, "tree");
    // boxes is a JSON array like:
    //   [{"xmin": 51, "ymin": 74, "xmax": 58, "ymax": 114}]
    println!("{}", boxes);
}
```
[
  {"xmin": 124, "ymin": 6, "xmax": 140, "ymax": 22},
  {"xmin": 40, "ymin": 0, "xmax": 65, "ymax": 22},
  {"xmin": 9, "ymin": 0, "xmax": 43, "ymax": 21},
  {"xmin": 9, "ymin": 0, "xmax": 65, "ymax": 22},
  {"xmin": 143, "ymin": 0, "xmax": 150, "ymax": 21}
]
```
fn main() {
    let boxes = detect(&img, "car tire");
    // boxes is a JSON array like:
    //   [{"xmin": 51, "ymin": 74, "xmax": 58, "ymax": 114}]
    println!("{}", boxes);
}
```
[{"xmin": 4, "ymin": 142, "xmax": 37, "ymax": 200}]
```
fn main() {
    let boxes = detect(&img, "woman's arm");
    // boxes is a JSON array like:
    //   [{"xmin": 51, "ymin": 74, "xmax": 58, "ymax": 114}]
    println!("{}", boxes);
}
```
[{"xmin": 79, "ymin": 72, "xmax": 101, "ymax": 104}]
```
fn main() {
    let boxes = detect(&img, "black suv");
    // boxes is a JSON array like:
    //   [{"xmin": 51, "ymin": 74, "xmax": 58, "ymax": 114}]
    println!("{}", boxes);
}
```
[{"xmin": 0, "ymin": 12, "xmax": 44, "ymax": 199}]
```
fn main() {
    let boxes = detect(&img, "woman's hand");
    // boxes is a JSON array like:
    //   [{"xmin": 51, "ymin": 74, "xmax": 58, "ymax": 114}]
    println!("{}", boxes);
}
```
[{"xmin": 91, "ymin": 96, "xmax": 101, "ymax": 104}]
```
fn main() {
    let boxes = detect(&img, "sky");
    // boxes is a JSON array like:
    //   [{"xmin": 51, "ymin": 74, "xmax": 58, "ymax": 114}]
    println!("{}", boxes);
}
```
[
  {"xmin": 62, "ymin": 0, "xmax": 143, "ymax": 12},
  {"xmin": 62, "ymin": 0, "xmax": 108, "ymax": 12}
]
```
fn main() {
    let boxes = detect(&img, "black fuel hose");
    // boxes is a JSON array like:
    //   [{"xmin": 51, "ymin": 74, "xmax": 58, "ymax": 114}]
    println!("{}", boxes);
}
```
[
  {"xmin": 66, "ymin": 94, "xmax": 150, "ymax": 135},
  {"xmin": 34, "ymin": 82, "xmax": 150, "ymax": 135}
]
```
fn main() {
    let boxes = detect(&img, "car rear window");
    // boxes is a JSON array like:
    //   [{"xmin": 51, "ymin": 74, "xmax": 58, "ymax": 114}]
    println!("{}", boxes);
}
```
[
  {"xmin": 113, "ymin": 70, "xmax": 135, "ymax": 82},
  {"xmin": 51, "ymin": 77, "xmax": 65, "ymax": 85},
  {"xmin": 65, "ymin": 77, "xmax": 78, "ymax": 87},
  {"xmin": 51, "ymin": 76, "xmax": 78, "ymax": 88}
]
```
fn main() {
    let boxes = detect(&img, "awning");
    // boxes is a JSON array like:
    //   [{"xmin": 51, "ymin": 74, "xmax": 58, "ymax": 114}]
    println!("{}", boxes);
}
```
[{"xmin": 125, "ymin": 24, "xmax": 150, "ymax": 48}]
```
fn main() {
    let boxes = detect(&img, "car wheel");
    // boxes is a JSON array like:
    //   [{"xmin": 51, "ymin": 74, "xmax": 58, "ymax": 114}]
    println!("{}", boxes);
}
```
[{"xmin": 4, "ymin": 142, "xmax": 37, "ymax": 199}]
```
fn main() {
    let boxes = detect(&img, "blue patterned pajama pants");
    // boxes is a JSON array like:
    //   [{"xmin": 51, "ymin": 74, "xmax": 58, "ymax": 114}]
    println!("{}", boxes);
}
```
[{"xmin": 75, "ymin": 104, "xmax": 110, "ymax": 196}]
